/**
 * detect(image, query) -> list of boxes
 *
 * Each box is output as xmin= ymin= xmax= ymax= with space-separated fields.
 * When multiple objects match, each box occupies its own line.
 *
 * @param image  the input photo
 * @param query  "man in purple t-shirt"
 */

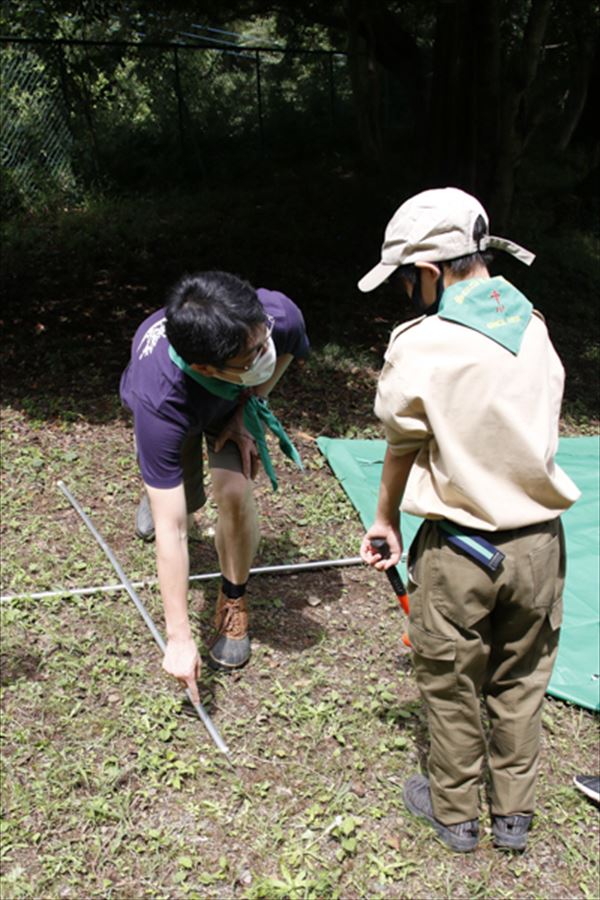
xmin=120 ymin=271 xmax=309 ymax=701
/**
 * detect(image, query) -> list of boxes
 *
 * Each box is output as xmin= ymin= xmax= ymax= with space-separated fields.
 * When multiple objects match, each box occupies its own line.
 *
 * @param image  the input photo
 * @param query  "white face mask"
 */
xmin=238 ymin=336 xmax=277 ymax=385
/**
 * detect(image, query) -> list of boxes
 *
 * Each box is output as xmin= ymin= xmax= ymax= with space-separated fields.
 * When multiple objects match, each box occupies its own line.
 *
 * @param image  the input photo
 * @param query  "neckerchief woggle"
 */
xmin=168 ymin=344 xmax=302 ymax=490
xmin=437 ymin=275 xmax=533 ymax=354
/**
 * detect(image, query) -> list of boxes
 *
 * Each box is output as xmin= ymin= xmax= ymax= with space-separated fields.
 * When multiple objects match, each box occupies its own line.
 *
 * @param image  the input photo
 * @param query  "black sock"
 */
xmin=221 ymin=576 xmax=247 ymax=599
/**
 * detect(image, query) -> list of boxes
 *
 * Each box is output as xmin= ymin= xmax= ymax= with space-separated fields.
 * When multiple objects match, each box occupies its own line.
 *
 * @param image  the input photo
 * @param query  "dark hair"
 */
xmin=396 ymin=214 xmax=493 ymax=286
xmin=165 ymin=271 xmax=266 ymax=366
xmin=443 ymin=214 xmax=494 ymax=276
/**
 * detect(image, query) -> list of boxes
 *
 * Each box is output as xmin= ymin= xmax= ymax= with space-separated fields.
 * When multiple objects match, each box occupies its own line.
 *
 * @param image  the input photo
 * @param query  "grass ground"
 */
xmin=1 ymin=163 xmax=599 ymax=898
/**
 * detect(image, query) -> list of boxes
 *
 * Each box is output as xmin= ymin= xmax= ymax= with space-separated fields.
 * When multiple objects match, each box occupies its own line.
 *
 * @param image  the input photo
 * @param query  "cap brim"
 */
xmin=357 ymin=261 xmax=398 ymax=293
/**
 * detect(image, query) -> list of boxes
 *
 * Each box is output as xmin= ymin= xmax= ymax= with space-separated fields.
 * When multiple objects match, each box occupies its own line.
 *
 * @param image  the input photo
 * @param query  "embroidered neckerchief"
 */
xmin=438 ymin=276 xmax=533 ymax=354
xmin=168 ymin=344 xmax=302 ymax=490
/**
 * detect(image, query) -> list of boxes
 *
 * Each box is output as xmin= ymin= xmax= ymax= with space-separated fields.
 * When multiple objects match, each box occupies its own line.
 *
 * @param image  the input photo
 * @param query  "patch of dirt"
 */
xmin=0 ymin=650 xmax=43 ymax=686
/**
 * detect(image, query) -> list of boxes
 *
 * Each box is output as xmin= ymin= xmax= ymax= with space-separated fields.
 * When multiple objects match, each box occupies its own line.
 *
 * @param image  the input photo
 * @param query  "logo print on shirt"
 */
xmin=137 ymin=317 xmax=166 ymax=360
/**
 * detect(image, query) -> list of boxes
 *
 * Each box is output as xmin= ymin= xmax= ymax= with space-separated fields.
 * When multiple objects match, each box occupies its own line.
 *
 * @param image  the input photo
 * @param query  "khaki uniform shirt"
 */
xmin=375 ymin=311 xmax=580 ymax=531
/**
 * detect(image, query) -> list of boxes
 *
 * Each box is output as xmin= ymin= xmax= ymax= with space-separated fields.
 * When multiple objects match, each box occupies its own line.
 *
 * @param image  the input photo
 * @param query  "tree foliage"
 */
xmin=2 ymin=0 xmax=598 ymax=222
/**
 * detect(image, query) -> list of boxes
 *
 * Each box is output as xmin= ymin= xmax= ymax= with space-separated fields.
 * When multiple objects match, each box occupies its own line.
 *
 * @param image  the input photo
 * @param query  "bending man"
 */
xmin=120 ymin=271 xmax=309 ymax=702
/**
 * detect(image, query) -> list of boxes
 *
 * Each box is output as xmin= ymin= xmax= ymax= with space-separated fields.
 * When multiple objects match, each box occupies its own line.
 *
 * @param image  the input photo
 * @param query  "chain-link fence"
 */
xmin=1 ymin=43 xmax=76 ymax=206
xmin=0 ymin=37 xmax=355 ymax=208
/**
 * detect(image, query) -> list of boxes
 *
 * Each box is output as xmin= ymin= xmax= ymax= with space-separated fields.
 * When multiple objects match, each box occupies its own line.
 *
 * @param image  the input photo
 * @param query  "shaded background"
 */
xmin=1 ymin=11 xmax=598 ymax=897
xmin=1 ymin=0 xmax=599 ymax=427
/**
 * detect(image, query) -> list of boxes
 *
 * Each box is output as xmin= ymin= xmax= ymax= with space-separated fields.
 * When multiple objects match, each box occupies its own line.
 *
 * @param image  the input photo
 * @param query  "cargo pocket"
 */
xmin=408 ymin=621 xmax=457 ymax=697
xmin=529 ymin=532 xmax=562 ymax=610
xmin=409 ymin=621 xmax=456 ymax=659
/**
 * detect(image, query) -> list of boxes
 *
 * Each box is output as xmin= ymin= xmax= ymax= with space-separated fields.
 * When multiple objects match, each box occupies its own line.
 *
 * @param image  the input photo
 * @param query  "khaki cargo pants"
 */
xmin=407 ymin=518 xmax=565 ymax=824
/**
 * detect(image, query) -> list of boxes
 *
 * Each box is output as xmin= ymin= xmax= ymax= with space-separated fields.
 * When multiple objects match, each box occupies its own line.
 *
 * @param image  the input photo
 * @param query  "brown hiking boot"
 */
xmin=208 ymin=591 xmax=251 ymax=670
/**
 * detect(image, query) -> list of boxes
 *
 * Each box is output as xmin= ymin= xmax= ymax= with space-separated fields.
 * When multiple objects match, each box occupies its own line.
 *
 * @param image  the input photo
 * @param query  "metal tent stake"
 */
xmin=57 ymin=480 xmax=231 ymax=762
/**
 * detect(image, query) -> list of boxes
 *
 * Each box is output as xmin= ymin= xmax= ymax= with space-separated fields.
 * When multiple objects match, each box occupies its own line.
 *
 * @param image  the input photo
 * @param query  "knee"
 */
xmin=213 ymin=475 xmax=253 ymax=520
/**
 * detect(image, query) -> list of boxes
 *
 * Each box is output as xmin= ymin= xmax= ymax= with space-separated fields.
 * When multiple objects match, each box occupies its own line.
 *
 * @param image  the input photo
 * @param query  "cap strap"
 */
xmin=485 ymin=235 xmax=535 ymax=266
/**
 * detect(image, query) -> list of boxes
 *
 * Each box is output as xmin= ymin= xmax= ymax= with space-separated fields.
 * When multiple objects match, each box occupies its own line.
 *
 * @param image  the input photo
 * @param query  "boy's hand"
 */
xmin=360 ymin=524 xmax=403 ymax=569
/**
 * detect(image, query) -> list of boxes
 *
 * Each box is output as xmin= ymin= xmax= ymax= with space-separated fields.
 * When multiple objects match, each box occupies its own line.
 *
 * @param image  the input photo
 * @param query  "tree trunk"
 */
xmin=427 ymin=0 xmax=466 ymax=186
xmin=555 ymin=31 xmax=598 ymax=153
xmin=489 ymin=0 xmax=552 ymax=229
xmin=426 ymin=0 xmax=501 ymax=197
xmin=345 ymin=0 xmax=384 ymax=168
xmin=72 ymin=51 xmax=102 ymax=183
xmin=470 ymin=0 xmax=501 ymax=201
xmin=426 ymin=0 xmax=553 ymax=228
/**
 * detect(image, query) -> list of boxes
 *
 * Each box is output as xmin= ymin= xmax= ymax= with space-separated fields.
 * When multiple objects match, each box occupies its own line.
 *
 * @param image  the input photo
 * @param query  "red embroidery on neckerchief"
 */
xmin=490 ymin=288 xmax=505 ymax=313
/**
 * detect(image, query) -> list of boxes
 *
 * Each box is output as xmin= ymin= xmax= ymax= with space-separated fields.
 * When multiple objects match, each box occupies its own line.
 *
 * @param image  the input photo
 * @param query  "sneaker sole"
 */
xmin=492 ymin=834 xmax=528 ymax=851
xmin=208 ymin=636 xmax=251 ymax=671
xmin=207 ymin=653 xmax=250 ymax=672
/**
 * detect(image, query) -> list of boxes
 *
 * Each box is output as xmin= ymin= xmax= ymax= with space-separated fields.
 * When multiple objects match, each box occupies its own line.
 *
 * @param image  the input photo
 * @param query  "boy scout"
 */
xmin=358 ymin=188 xmax=580 ymax=852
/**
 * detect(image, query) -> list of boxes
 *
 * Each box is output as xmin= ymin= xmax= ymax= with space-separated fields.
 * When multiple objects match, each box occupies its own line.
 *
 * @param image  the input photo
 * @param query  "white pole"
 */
xmin=57 ymin=480 xmax=232 ymax=762
xmin=1 ymin=557 xmax=367 ymax=603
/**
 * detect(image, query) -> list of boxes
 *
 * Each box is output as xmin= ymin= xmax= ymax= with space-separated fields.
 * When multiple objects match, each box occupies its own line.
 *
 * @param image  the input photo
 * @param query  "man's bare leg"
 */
xmin=208 ymin=468 xmax=259 ymax=669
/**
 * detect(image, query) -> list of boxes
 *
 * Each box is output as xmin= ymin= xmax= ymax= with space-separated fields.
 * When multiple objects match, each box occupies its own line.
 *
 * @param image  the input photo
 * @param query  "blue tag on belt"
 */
xmin=438 ymin=520 xmax=505 ymax=572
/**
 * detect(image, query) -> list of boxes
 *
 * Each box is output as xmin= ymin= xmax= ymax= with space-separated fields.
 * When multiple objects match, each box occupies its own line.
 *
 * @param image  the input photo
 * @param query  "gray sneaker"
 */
xmin=135 ymin=493 xmax=155 ymax=542
xmin=492 ymin=814 xmax=533 ymax=851
xmin=403 ymin=775 xmax=479 ymax=852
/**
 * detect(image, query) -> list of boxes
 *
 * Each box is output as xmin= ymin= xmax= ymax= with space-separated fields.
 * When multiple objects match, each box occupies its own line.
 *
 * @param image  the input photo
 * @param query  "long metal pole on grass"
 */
xmin=0 ymin=555 xmax=365 ymax=603
xmin=57 ymin=480 xmax=231 ymax=762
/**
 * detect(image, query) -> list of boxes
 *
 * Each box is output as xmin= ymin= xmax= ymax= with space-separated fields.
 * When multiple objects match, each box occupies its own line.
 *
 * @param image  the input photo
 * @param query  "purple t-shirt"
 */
xmin=120 ymin=288 xmax=310 ymax=489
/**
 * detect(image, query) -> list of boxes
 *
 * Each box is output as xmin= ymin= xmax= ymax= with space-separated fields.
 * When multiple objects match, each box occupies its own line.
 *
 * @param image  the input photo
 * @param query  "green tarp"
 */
xmin=317 ymin=435 xmax=600 ymax=712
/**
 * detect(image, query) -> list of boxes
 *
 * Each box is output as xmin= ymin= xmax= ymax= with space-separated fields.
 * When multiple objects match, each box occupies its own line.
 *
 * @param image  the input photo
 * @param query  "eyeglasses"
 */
xmin=217 ymin=315 xmax=275 ymax=372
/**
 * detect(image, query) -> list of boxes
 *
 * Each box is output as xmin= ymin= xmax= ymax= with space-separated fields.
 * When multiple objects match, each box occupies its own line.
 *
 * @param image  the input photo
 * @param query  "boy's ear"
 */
xmin=415 ymin=261 xmax=442 ymax=282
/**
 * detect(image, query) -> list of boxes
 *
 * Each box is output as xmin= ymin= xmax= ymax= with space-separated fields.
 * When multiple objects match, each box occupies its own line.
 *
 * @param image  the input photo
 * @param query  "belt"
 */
xmin=439 ymin=520 xmax=505 ymax=572
xmin=438 ymin=517 xmax=557 ymax=573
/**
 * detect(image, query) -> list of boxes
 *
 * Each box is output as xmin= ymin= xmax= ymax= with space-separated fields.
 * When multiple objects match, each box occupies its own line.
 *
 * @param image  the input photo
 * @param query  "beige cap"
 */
xmin=358 ymin=187 xmax=535 ymax=292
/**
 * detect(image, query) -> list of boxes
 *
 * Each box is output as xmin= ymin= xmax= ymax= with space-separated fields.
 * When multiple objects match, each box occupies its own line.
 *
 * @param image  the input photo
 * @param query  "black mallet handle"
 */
xmin=370 ymin=537 xmax=410 ymax=615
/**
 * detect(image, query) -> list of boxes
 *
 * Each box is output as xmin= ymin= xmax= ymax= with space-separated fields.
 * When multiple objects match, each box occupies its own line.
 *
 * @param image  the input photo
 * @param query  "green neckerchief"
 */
xmin=168 ymin=344 xmax=302 ymax=490
xmin=438 ymin=276 xmax=533 ymax=354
